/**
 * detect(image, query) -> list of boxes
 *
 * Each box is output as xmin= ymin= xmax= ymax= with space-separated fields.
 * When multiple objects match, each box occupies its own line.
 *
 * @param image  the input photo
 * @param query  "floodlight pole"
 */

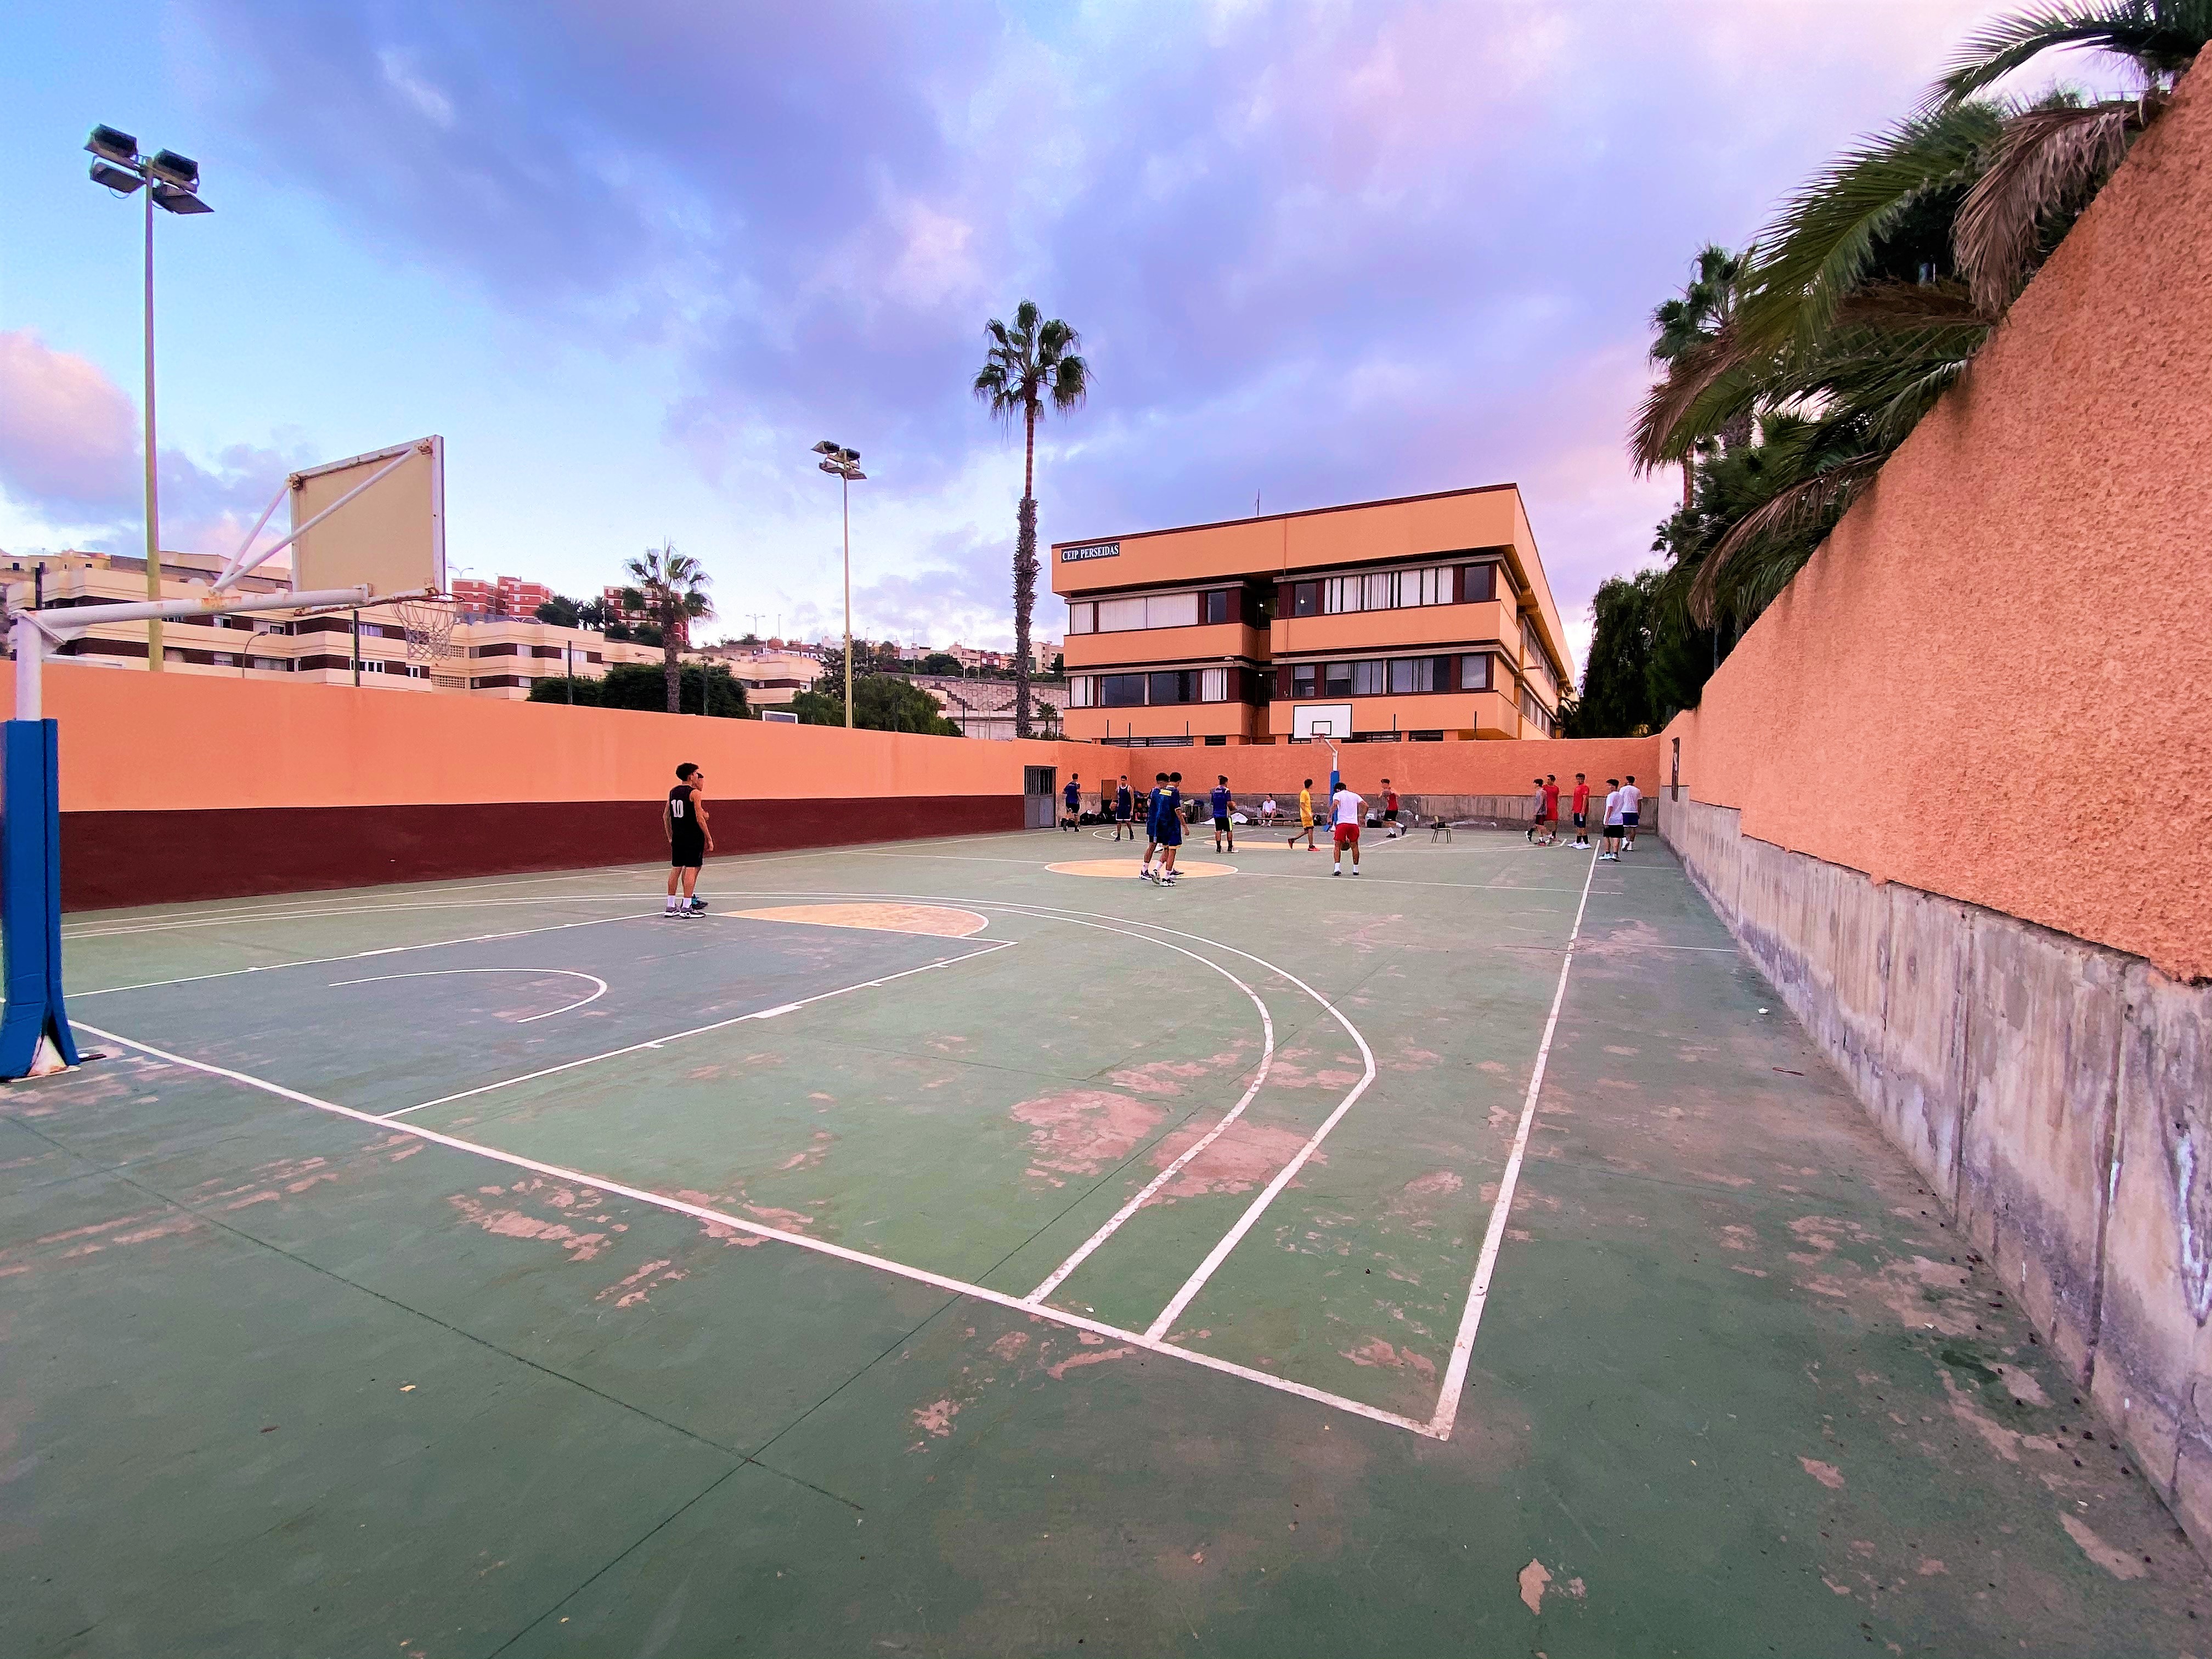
xmin=812 ymin=442 xmax=866 ymax=729
xmin=142 ymin=179 xmax=163 ymax=668
xmin=842 ymin=469 xmax=853 ymax=728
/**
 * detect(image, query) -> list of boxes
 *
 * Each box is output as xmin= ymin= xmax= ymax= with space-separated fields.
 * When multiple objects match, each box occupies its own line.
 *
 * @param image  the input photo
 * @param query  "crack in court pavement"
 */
xmin=0 ymin=1108 xmax=869 ymax=1517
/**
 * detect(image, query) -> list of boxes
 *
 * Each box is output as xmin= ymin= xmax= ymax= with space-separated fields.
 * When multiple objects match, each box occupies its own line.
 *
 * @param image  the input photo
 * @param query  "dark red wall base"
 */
xmin=62 ymin=795 xmax=1026 ymax=911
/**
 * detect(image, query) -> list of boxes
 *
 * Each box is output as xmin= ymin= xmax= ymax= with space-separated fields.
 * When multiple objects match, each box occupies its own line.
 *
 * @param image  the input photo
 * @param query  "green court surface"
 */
xmin=5 ymin=828 xmax=2202 ymax=1656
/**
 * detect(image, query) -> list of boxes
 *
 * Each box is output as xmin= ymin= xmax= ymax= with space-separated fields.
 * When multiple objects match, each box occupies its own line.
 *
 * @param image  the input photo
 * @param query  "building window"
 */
xmin=1292 ymin=663 xmax=1316 ymax=698
xmin=1459 ymin=564 xmax=1496 ymax=603
xmin=1203 ymin=734 xmax=1227 ymax=745
xmin=1351 ymin=659 xmax=1387 ymax=696
xmin=1199 ymin=667 xmax=1228 ymax=702
xmin=1148 ymin=668 xmax=1198 ymax=705
xmin=1069 ymin=675 xmax=1094 ymax=708
xmin=1100 ymin=673 xmax=1147 ymax=707
xmin=1460 ymin=653 xmax=1492 ymax=691
xmin=1202 ymin=589 xmax=1234 ymax=625
xmin=1291 ymin=581 xmax=1320 ymax=618
xmin=1068 ymin=601 xmax=1096 ymax=634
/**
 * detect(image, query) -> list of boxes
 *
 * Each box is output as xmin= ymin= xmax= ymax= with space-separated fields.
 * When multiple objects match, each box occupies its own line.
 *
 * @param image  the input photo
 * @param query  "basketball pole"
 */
xmin=1 ymin=584 xmax=372 ymax=1080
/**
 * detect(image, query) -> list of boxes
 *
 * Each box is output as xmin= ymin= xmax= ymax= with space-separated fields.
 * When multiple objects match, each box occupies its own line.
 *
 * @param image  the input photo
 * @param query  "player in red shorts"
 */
xmin=1330 ymin=780 xmax=1365 ymax=876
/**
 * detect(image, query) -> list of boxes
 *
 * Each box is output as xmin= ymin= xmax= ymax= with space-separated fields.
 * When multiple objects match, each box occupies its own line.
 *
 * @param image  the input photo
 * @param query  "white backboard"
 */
xmin=1291 ymin=703 xmax=1352 ymax=740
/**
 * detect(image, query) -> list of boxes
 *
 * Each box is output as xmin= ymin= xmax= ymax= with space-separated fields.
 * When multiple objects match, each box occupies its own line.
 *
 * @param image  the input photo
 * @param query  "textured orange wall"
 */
xmin=15 ymin=664 xmax=1079 ymax=812
xmin=1664 ymin=65 xmax=2212 ymax=982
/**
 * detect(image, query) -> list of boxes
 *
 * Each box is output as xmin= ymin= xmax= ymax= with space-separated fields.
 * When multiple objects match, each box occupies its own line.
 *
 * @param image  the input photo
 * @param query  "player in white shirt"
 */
xmin=1260 ymin=794 xmax=1278 ymax=827
xmin=1330 ymin=785 xmax=1365 ymax=876
xmin=1599 ymin=778 xmax=1624 ymax=861
xmin=1618 ymin=774 xmax=1644 ymax=851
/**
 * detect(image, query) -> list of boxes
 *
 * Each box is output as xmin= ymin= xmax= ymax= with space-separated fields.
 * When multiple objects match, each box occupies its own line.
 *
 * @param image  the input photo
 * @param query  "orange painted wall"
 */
xmin=15 ymin=663 xmax=1079 ymax=813
xmin=1663 ymin=65 xmax=2212 ymax=982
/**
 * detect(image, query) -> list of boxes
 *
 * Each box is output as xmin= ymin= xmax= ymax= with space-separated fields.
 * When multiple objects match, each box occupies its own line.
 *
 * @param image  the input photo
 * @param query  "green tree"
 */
xmin=600 ymin=662 xmax=748 ymax=716
xmin=1561 ymin=572 xmax=1662 ymax=738
xmin=918 ymin=651 xmax=962 ymax=676
xmin=620 ymin=541 xmax=715 ymax=713
xmin=973 ymin=300 xmax=1091 ymax=739
xmin=1648 ymin=245 xmax=1751 ymax=505
xmin=1629 ymin=3 xmax=2208 ymax=643
xmin=534 ymin=594 xmax=583 ymax=628
xmin=789 ymin=674 xmax=961 ymax=735
xmin=527 ymin=675 xmax=600 ymax=707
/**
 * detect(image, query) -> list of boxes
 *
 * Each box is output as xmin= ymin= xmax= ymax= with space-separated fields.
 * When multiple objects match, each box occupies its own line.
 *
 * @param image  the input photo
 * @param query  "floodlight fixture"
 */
xmin=89 ymin=160 xmax=145 ymax=195
xmin=153 ymin=183 xmax=212 ymax=215
xmin=146 ymin=148 xmax=199 ymax=189
xmin=86 ymin=125 xmax=140 ymax=166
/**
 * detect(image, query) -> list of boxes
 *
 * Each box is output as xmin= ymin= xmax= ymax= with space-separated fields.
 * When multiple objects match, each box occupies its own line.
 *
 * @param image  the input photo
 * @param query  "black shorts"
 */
xmin=1382 ymin=809 xmax=1398 ymax=821
xmin=670 ymin=839 xmax=706 ymax=870
xmin=1572 ymin=811 xmax=1587 ymax=827
xmin=1214 ymin=815 xmax=1232 ymax=831
xmin=1604 ymin=822 xmax=1623 ymax=836
xmin=1623 ymin=812 xmax=1640 ymax=826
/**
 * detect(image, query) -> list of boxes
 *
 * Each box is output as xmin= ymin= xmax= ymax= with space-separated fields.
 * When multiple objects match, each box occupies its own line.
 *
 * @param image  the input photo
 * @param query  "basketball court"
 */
xmin=5 ymin=827 xmax=2199 ymax=1655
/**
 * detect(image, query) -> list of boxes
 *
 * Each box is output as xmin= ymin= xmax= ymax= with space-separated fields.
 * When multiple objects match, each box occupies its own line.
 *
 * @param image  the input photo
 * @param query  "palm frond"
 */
xmin=1830 ymin=278 xmax=1989 ymax=328
xmin=1954 ymin=97 xmax=2146 ymax=312
xmin=1933 ymin=0 xmax=2212 ymax=104
xmin=1689 ymin=453 xmax=1884 ymax=626
xmin=1629 ymin=325 xmax=1765 ymax=473
xmin=1736 ymin=102 xmax=2004 ymax=352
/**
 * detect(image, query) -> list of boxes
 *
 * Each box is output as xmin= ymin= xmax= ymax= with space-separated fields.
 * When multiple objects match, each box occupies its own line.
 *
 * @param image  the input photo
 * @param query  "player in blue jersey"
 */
xmin=1139 ymin=771 xmax=1170 ymax=881
xmin=1210 ymin=775 xmax=1235 ymax=853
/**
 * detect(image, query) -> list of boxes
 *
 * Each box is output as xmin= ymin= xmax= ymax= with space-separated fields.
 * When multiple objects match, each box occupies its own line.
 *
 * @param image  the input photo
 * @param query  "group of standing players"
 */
xmin=1526 ymin=770 xmax=1643 ymax=859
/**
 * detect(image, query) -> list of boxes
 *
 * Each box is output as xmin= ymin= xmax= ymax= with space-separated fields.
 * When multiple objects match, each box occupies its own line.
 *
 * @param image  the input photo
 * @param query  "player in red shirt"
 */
xmin=1380 ymin=778 xmax=1401 ymax=839
xmin=1539 ymin=775 xmax=1561 ymax=845
xmin=1570 ymin=772 xmax=1592 ymax=848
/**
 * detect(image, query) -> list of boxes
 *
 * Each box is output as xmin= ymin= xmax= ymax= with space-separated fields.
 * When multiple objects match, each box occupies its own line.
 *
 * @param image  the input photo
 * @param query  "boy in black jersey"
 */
xmin=664 ymin=763 xmax=713 ymax=917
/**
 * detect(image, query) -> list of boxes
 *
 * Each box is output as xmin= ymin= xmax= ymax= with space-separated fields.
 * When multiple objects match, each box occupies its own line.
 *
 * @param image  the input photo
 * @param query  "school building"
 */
xmin=1052 ymin=483 xmax=1571 ymax=747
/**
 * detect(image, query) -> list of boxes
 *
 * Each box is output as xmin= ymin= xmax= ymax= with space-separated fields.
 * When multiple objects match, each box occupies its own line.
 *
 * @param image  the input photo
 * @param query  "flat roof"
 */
xmin=1049 ymin=481 xmax=1520 ymax=551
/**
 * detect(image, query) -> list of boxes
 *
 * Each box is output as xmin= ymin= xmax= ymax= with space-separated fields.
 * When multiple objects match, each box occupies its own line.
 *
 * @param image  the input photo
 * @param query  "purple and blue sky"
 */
xmin=0 ymin=1 xmax=2082 ymax=668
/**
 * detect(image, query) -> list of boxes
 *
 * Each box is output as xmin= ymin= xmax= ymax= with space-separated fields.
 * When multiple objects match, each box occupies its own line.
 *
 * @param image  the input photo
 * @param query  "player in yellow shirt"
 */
xmin=1287 ymin=777 xmax=1319 ymax=851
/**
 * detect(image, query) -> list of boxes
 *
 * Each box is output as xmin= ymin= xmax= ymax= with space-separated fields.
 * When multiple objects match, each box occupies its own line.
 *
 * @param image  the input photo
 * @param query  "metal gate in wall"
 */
xmin=1023 ymin=766 xmax=1058 ymax=828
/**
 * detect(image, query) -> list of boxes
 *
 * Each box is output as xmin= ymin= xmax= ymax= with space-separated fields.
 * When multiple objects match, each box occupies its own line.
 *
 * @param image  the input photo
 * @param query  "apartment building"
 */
xmin=3 ymin=550 xmax=664 ymax=699
xmin=452 ymin=574 xmax=554 ymax=619
xmin=1052 ymin=484 xmax=1571 ymax=746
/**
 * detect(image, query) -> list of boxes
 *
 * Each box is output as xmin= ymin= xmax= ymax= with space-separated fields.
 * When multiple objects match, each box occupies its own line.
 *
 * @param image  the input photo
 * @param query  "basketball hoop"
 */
xmin=394 ymin=594 xmax=461 ymax=678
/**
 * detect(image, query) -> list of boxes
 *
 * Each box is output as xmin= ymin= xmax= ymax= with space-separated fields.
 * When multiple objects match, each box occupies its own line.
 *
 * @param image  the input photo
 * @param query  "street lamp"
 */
xmin=812 ymin=440 xmax=866 ymax=729
xmin=83 ymin=125 xmax=212 ymax=672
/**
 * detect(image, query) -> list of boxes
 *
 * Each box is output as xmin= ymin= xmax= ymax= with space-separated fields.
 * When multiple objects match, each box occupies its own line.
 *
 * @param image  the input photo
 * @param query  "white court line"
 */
xmin=68 ymin=1019 xmax=1435 ymax=1439
xmin=327 ymin=967 xmax=610 ymax=1024
xmin=1023 ymin=995 xmax=1277 ymax=1306
xmin=1424 ymin=840 xmax=1601 ymax=1438
xmin=74 ymin=910 xmax=659 ymax=999
xmin=386 ymin=940 xmax=1019 ymax=1118
xmin=1143 ymin=1020 xmax=1378 ymax=1341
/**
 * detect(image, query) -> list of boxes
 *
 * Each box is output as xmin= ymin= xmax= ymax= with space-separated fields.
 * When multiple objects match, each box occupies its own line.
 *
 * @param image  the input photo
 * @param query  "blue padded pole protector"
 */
xmin=0 ymin=719 xmax=79 ymax=1077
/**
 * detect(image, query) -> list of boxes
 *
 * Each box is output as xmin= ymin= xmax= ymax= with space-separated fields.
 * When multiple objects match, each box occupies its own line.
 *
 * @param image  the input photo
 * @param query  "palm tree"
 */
xmin=621 ymin=541 xmax=714 ymax=714
xmin=973 ymin=300 xmax=1090 ymax=740
xmin=1649 ymin=245 xmax=1751 ymax=504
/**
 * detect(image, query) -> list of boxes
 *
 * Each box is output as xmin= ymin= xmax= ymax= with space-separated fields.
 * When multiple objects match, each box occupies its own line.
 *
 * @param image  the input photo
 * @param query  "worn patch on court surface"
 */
xmin=1045 ymin=859 xmax=1238 ymax=878
xmin=730 ymin=902 xmax=989 ymax=936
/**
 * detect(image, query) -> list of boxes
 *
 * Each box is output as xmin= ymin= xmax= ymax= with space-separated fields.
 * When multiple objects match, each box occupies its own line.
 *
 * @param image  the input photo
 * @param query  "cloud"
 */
xmin=0 ymin=329 xmax=309 ymax=557
xmin=0 ymin=330 xmax=137 ymax=514
xmin=139 ymin=0 xmax=2087 ymax=656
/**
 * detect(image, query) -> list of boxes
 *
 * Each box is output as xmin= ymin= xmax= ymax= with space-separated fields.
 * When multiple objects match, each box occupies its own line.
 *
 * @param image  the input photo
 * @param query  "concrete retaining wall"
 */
xmin=1664 ymin=796 xmax=2212 ymax=1551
